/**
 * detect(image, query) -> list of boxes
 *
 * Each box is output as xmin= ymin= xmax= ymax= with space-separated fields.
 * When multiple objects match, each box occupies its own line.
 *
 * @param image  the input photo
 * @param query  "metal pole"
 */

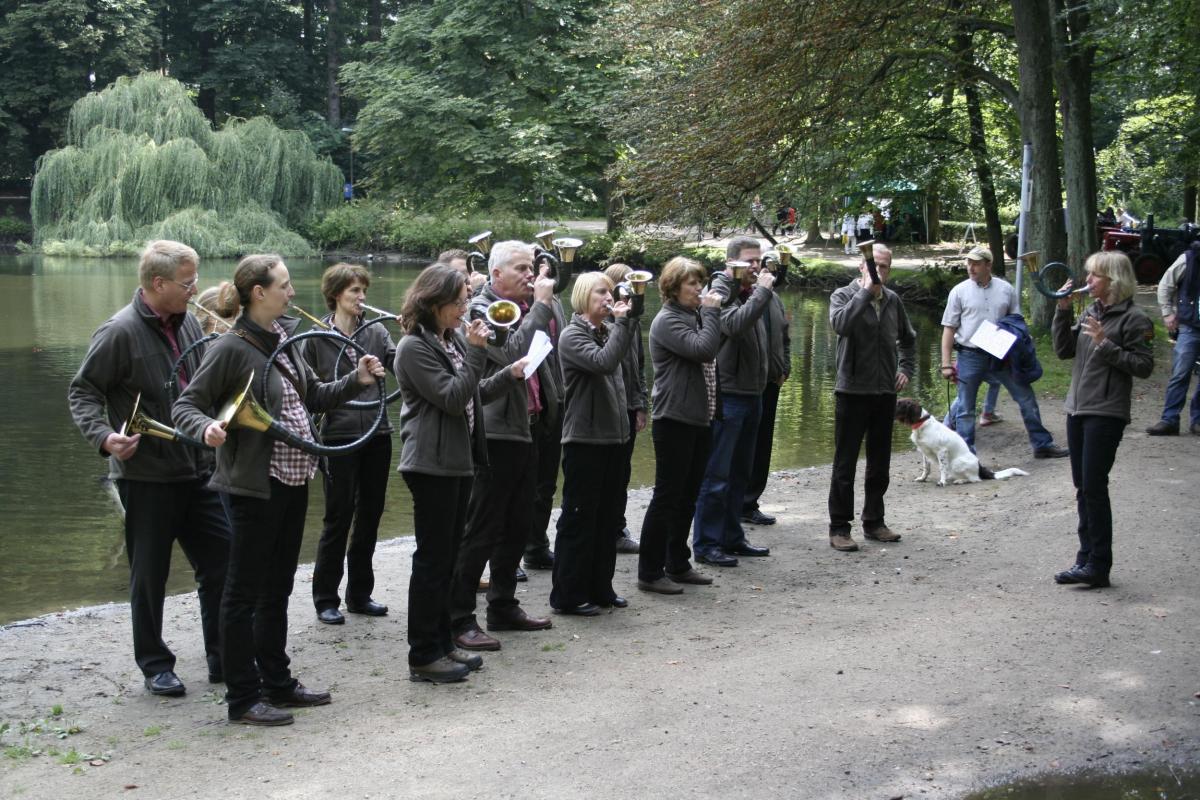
xmin=1014 ymin=142 xmax=1032 ymax=314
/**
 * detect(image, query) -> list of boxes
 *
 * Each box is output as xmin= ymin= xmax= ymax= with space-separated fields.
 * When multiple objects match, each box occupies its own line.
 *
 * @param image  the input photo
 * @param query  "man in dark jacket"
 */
xmin=68 ymin=240 xmax=230 ymax=698
xmin=692 ymin=236 xmax=776 ymax=567
xmin=827 ymin=243 xmax=916 ymax=552
xmin=741 ymin=265 xmax=790 ymax=526
xmin=450 ymin=241 xmax=557 ymax=651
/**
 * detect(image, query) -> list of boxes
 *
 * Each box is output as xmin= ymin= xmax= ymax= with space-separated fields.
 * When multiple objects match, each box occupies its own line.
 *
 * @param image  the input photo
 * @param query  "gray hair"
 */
xmin=726 ymin=236 xmax=762 ymax=260
xmin=489 ymin=240 xmax=534 ymax=273
xmin=139 ymin=239 xmax=199 ymax=289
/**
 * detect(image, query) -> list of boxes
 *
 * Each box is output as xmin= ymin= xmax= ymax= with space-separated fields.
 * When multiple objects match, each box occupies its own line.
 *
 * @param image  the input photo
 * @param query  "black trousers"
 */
xmin=527 ymin=414 xmax=562 ymax=557
xmin=743 ymin=381 xmax=780 ymax=513
xmin=403 ymin=472 xmax=472 ymax=667
xmin=115 ymin=479 xmax=230 ymax=678
xmin=638 ymin=418 xmax=712 ymax=581
xmin=551 ymin=443 xmax=625 ymax=609
xmin=828 ymin=392 xmax=897 ymax=534
xmin=1066 ymin=414 xmax=1126 ymax=574
xmin=222 ymin=480 xmax=307 ymax=718
xmin=312 ymin=434 xmax=392 ymax=611
xmin=616 ymin=410 xmax=639 ymax=536
xmin=451 ymin=437 xmax=537 ymax=629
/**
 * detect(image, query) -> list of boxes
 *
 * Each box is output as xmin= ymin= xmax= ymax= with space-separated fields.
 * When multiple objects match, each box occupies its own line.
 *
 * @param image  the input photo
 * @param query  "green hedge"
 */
xmin=0 ymin=214 xmax=32 ymax=242
xmin=305 ymin=201 xmax=539 ymax=257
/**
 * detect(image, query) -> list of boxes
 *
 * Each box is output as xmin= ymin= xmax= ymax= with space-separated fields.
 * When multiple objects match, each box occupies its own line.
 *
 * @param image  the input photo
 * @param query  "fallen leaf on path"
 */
xmin=89 ymin=759 xmax=104 ymax=766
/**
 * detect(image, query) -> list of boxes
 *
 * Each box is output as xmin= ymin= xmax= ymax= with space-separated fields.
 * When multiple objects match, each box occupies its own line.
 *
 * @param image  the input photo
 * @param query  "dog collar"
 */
xmin=909 ymin=414 xmax=931 ymax=431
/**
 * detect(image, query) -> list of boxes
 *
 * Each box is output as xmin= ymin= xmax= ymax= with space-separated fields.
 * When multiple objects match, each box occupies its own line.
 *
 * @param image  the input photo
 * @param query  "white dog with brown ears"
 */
xmin=894 ymin=398 xmax=1029 ymax=486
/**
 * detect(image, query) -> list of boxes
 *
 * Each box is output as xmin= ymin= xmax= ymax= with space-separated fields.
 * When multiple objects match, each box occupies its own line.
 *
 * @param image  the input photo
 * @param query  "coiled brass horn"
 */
xmin=552 ymin=237 xmax=583 ymax=264
xmin=535 ymin=229 xmax=557 ymax=250
xmin=123 ymin=393 xmax=209 ymax=448
xmin=467 ymin=230 xmax=493 ymax=275
xmin=627 ymin=270 xmax=653 ymax=295
xmin=217 ymin=373 xmax=277 ymax=436
xmin=1021 ymin=251 xmax=1091 ymax=298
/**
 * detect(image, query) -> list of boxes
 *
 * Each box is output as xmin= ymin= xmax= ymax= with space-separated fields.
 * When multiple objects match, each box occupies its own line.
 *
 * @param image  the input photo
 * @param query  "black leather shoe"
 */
xmin=269 ymin=682 xmax=331 ymax=708
xmin=208 ymin=671 xmax=224 ymax=684
xmin=1147 ymin=420 xmax=1180 ymax=436
xmin=317 ymin=607 xmax=345 ymax=625
xmin=410 ymin=657 xmax=470 ymax=684
xmin=1034 ymin=445 xmax=1070 ymax=459
xmin=666 ymin=568 xmax=713 ymax=585
xmin=615 ymin=532 xmax=641 ymax=554
xmin=447 ymin=649 xmax=484 ymax=671
xmin=696 ymin=550 xmax=739 ymax=567
xmin=553 ymin=602 xmax=602 ymax=617
xmin=346 ymin=599 xmax=388 ymax=617
xmin=145 ymin=671 xmax=186 ymax=697
xmin=741 ymin=509 xmax=777 ymax=526
xmin=523 ymin=550 xmax=555 ymax=570
xmin=229 ymin=701 xmax=293 ymax=726
xmin=728 ymin=541 xmax=770 ymax=557
xmin=599 ymin=596 xmax=629 ymax=609
xmin=514 ymin=566 xmax=528 ymax=582
xmin=1075 ymin=563 xmax=1108 ymax=587
xmin=1054 ymin=565 xmax=1087 ymax=584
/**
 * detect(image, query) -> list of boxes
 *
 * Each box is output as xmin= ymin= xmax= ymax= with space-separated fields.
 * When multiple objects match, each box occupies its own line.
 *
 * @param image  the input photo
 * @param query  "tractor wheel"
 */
xmin=1133 ymin=252 xmax=1165 ymax=284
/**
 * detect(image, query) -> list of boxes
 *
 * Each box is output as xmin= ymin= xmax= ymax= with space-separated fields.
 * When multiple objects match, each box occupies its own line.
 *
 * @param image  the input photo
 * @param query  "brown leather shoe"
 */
xmin=269 ymin=682 xmax=331 ymax=708
xmin=486 ymin=608 xmax=553 ymax=632
xmin=637 ymin=576 xmax=684 ymax=594
xmin=864 ymin=525 xmax=901 ymax=542
xmin=454 ymin=625 xmax=501 ymax=651
xmin=830 ymin=534 xmax=860 ymax=552
xmin=666 ymin=568 xmax=713 ymax=585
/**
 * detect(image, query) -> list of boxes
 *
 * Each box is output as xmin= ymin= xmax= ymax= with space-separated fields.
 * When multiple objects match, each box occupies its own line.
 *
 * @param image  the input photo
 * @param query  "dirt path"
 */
xmin=2 ymin=356 xmax=1198 ymax=800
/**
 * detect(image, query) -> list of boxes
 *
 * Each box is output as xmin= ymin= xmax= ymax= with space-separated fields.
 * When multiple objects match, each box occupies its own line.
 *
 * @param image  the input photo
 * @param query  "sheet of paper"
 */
xmin=968 ymin=319 xmax=1017 ymax=360
xmin=523 ymin=329 xmax=553 ymax=379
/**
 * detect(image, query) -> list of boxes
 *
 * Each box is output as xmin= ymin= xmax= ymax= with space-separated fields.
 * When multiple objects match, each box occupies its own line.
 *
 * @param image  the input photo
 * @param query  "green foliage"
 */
xmin=31 ymin=73 xmax=339 ymax=257
xmin=0 ymin=213 xmax=32 ymax=241
xmin=305 ymin=200 xmax=538 ymax=257
xmin=342 ymin=0 xmax=618 ymax=213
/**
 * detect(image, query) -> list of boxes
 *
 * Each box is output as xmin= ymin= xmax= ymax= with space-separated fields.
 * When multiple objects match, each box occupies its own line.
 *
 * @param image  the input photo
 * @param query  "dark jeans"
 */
xmin=743 ymin=381 xmax=780 ymax=513
xmin=693 ymin=393 xmax=761 ymax=556
xmin=313 ymin=434 xmax=391 ymax=611
xmin=1066 ymin=414 xmax=1126 ymax=574
xmin=222 ymin=480 xmax=307 ymax=718
xmin=115 ymin=479 xmax=230 ymax=678
xmin=403 ymin=472 xmax=472 ymax=667
xmin=551 ymin=443 xmax=625 ymax=609
xmin=638 ymin=418 xmax=711 ymax=581
xmin=451 ymin=438 xmax=537 ymax=629
xmin=616 ymin=410 xmax=639 ymax=536
xmin=828 ymin=392 xmax=897 ymax=534
xmin=527 ymin=414 xmax=562 ymax=557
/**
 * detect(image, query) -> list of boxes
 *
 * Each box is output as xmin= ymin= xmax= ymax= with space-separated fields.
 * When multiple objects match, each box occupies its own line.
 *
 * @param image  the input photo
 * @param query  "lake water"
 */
xmin=0 ymin=254 xmax=948 ymax=623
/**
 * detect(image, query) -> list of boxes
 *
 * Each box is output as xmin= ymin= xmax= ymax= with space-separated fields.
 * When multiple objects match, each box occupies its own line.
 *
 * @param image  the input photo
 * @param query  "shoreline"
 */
xmin=3 ymin=361 xmax=1198 ymax=798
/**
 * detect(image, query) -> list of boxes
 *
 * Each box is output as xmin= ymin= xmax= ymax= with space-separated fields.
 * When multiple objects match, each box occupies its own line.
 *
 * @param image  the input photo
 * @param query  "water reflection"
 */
xmin=0 ymin=255 xmax=945 ymax=623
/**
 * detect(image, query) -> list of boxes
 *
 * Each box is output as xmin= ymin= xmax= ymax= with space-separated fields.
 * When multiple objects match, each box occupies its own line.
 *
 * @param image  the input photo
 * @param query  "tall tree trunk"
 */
xmin=326 ymin=0 xmax=341 ymax=126
xmin=197 ymin=28 xmax=216 ymax=122
xmin=1185 ymin=177 xmax=1197 ymax=224
xmin=927 ymin=190 xmax=941 ymax=243
xmin=806 ymin=215 xmax=822 ymax=247
xmin=1051 ymin=0 xmax=1098 ymax=274
xmin=1012 ymin=0 xmax=1067 ymax=327
xmin=952 ymin=19 xmax=1006 ymax=276
xmin=368 ymin=0 xmax=382 ymax=42
xmin=303 ymin=0 xmax=314 ymax=55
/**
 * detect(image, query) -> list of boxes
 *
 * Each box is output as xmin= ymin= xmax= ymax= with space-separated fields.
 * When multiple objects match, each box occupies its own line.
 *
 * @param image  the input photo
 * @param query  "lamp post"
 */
xmin=341 ymin=126 xmax=354 ymax=202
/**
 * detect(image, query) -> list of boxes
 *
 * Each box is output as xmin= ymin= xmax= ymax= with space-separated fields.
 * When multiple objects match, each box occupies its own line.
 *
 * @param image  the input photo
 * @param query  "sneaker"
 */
xmin=1146 ymin=420 xmax=1179 ymax=436
xmin=979 ymin=411 xmax=1001 ymax=427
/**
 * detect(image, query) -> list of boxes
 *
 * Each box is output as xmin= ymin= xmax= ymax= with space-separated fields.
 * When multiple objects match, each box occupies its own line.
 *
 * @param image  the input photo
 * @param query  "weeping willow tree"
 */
xmin=31 ymin=73 xmax=343 ymax=257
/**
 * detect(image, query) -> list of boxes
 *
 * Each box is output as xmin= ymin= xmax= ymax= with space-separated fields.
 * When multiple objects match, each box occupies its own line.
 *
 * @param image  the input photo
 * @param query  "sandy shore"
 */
xmin=2 ymin=355 xmax=1198 ymax=799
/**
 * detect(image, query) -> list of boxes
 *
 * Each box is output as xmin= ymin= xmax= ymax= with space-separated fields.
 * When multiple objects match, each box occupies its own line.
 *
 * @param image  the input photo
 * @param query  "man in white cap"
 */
xmin=939 ymin=246 xmax=1068 ymax=458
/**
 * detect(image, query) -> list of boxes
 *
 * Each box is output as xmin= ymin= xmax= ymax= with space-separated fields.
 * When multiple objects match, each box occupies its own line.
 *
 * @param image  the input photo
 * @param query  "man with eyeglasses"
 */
xmin=692 ymin=236 xmax=776 ymax=567
xmin=69 ymin=239 xmax=230 ymax=699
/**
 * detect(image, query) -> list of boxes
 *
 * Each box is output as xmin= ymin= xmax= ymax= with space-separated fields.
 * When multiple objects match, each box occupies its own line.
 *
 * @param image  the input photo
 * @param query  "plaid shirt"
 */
xmin=702 ymin=360 xmax=717 ymax=422
xmin=441 ymin=332 xmax=474 ymax=434
xmin=268 ymin=321 xmax=318 ymax=485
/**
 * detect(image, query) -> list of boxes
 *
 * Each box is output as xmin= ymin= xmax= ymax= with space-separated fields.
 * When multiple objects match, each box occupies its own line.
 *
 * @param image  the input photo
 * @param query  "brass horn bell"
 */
xmin=535 ymin=229 xmax=557 ymax=250
xmin=1018 ymin=250 xmax=1043 ymax=273
xmin=552 ymin=237 xmax=584 ymax=264
xmin=217 ymin=372 xmax=276 ymax=435
xmin=776 ymin=244 xmax=794 ymax=266
xmin=726 ymin=260 xmax=750 ymax=281
xmin=468 ymin=230 xmax=494 ymax=256
xmin=627 ymin=270 xmax=653 ymax=295
xmin=123 ymin=393 xmax=181 ymax=442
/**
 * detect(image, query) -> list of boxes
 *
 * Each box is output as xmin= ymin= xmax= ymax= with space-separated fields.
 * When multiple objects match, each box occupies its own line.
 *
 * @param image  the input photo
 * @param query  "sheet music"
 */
xmin=968 ymin=319 xmax=1017 ymax=360
xmin=524 ymin=330 xmax=553 ymax=378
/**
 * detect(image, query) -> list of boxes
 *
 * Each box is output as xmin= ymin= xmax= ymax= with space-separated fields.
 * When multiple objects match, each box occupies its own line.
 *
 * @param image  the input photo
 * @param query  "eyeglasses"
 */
xmin=167 ymin=275 xmax=200 ymax=292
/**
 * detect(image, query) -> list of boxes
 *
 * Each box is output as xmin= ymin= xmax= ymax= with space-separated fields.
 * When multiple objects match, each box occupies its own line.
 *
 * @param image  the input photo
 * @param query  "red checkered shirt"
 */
xmin=268 ymin=321 xmax=318 ymax=485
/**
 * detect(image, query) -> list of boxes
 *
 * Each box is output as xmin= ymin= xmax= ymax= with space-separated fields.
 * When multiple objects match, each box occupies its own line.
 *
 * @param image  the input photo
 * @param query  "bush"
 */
xmin=0 ymin=214 xmax=32 ymax=242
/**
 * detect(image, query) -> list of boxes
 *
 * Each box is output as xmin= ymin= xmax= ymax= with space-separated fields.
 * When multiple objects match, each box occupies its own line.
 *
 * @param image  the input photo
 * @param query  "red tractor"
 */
xmin=1100 ymin=215 xmax=1200 ymax=283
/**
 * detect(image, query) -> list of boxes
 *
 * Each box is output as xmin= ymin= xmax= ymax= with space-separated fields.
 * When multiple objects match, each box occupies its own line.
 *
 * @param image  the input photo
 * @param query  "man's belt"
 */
xmin=953 ymin=342 xmax=982 ymax=353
